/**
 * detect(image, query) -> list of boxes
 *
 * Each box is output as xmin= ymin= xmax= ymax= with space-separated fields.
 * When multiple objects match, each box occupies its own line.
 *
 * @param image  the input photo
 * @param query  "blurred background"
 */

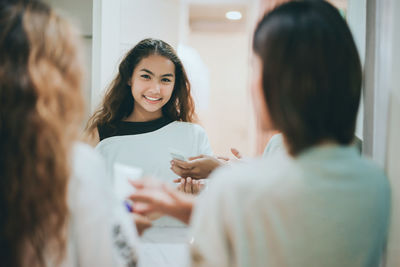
xmin=43 ymin=0 xmax=400 ymax=265
xmin=44 ymin=0 xmax=349 ymax=157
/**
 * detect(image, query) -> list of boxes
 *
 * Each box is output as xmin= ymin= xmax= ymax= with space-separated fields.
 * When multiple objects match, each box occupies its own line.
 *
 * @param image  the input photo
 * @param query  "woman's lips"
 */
xmin=143 ymin=95 xmax=162 ymax=104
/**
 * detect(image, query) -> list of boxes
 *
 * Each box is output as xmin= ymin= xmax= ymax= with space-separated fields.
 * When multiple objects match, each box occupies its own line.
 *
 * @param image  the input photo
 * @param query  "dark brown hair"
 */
xmin=0 ymin=1 xmax=84 ymax=266
xmin=253 ymin=0 xmax=362 ymax=155
xmin=86 ymin=38 xmax=195 ymax=133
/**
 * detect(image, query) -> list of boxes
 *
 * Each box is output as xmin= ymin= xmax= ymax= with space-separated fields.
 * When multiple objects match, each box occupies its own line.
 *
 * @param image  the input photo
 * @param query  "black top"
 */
xmin=98 ymin=117 xmax=174 ymax=141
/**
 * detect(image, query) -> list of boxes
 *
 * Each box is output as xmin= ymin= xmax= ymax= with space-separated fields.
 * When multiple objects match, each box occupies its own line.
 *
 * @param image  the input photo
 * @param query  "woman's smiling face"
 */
xmin=129 ymin=54 xmax=176 ymax=121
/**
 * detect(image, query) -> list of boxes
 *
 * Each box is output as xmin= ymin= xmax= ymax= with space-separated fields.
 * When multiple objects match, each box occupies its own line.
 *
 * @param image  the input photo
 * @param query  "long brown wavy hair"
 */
xmin=0 ymin=1 xmax=84 ymax=266
xmin=85 ymin=38 xmax=195 ymax=134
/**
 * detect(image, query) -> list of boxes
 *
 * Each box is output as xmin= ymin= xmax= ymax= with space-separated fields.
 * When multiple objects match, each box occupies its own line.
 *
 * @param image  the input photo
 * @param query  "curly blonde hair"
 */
xmin=0 ymin=1 xmax=84 ymax=266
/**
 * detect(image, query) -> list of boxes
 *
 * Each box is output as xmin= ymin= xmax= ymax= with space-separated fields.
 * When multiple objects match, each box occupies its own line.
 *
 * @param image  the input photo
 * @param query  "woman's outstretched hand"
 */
xmin=129 ymin=179 xmax=195 ymax=225
xmin=170 ymin=155 xmax=223 ymax=179
xmin=174 ymin=177 xmax=206 ymax=194
xmin=170 ymin=148 xmax=242 ymax=179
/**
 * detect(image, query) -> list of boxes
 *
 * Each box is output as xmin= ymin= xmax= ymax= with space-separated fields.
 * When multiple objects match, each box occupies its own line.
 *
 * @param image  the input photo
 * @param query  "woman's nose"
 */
xmin=150 ymin=81 xmax=161 ymax=93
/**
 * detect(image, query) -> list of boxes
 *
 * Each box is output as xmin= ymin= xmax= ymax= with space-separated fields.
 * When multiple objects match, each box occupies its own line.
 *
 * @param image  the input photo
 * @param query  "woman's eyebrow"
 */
xmin=139 ymin=69 xmax=174 ymax=77
xmin=139 ymin=68 xmax=154 ymax=75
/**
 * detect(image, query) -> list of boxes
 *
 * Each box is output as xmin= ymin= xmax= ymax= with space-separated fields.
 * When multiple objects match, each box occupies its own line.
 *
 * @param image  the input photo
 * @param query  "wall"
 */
xmin=45 ymin=0 xmax=93 ymax=119
xmin=188 ymin=31 xmax=254 ymax=157
xmin=357 ymin=0 xmax=400 ymax=264
xmin=384 ymin=0 xmax=400 ymax=264
xmin=347 ymin=0 xmax=366 ymax=140
xmin=363 ymin=0 xmax=394 ymax=167
xmin=91 ymin=0 xmax=181 ymax=111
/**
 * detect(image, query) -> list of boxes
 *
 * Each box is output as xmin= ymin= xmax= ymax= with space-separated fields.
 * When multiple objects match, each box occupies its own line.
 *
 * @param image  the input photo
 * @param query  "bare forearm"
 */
xmin=171 ymin=193 xmax=195 ymax=224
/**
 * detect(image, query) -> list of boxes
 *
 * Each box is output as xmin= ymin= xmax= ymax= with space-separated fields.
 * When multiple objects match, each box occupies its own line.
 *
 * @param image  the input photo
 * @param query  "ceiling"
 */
xmin=189 ymin=3 xmax=248 ymax=32
xmin=187 ymin=0 xmax=348 ymax=33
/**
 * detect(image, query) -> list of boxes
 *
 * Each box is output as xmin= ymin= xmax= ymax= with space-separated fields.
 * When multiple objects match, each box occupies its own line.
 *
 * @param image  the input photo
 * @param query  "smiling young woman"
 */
xmin=126 ymin=54 xmax=176 ymax=122
xmin=84 ymin=38 xmax=213 ymax=267
xmin=85 ymin=38 xmax=197 ymax=143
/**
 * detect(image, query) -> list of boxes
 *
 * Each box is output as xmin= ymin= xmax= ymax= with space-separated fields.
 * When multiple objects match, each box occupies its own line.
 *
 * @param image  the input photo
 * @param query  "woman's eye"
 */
xmin=141 ymin=74 xmax=151 ymax=79
xmin=161 ymin=78 xmax=171 ymax=83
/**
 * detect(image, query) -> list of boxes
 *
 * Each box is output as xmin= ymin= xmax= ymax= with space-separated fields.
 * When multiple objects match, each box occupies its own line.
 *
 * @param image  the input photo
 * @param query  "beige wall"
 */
xmin=386 ymin=69 xmax=400 ymax=265
xmin=385 ymin=0 xmax=400 ymax=264
xmin=188 ymin=31 xmax=256 ymax=157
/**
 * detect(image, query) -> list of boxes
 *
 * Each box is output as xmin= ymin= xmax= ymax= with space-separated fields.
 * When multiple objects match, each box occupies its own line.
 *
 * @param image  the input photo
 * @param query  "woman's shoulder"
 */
xmin=263 ymin=133 xmax=286 ymax=157
xmin=81 ymin=127 xmax=100 ymax=147
xmin=72 ymin=142 xmax=103 ymax=166
xmin=352 ymin=155 xmax=390 ymax=191
xmin=208 ymin=155 xmax=292 ymax=195
xmin=170 ymin=121 xmax=207 ymax=134
xmin=68 ymin=143 xmax=139 ymax=267
xmin=97 ymin=122 xmax=118 ymax=141
xmin=71 ymin=142 xmax=110 ymax=186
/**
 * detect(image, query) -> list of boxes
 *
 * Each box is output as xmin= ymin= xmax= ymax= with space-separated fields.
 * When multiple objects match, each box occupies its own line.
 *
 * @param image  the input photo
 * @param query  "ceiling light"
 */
xmin=225 ymin=11 xmax=242 ymax=20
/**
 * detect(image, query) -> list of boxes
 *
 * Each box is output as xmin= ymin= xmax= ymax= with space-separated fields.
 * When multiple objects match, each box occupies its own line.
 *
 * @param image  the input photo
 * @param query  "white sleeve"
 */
xmin=68 ymin=143 xmax=139 ymax=267
xmin=262 ymin=133 xmax=286 ymax=158
xmin=193 ymin=124 xmax=213 ymax=156
xmin=189 ymin=175 xmax=232 ymax=267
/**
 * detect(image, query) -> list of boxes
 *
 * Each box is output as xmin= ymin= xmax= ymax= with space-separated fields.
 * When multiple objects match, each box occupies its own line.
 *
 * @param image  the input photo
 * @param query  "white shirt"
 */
xmin=95 ymin=121 xmax=212 ymax=186
xmin=262 ymin=133 xmax=286 ymax=157
xmin=59 ymin=143 xmax=139 ymax=267
xmin=190 ymin=145 xmax=390 ymax=267
xmin=95 ymin=121 xmax=212 ymax=267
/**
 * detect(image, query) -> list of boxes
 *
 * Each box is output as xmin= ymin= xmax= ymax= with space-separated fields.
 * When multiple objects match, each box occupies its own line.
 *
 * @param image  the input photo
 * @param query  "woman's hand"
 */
xmin=129 ymin=179 xmax=195 ymax=225
xmin=170 ymin=148 xmax=243 ymax=179
xmin=174 ymin=177 xmax=205 ymax=194
xmin=133 ymin=213 xmax=152 ymax=236
xmin=170 ymin=155 xmax=225 ymax=179
xmin=230 ymin=148 xmax=242 ymax=159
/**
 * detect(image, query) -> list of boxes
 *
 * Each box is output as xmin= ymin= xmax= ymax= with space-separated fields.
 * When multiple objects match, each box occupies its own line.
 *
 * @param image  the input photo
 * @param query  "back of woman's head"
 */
xmin=86 ymin=38 xmax=195 ymax=132
xmin=0 ymin=0 xmax=83 ymax=266
xmin=253 ymin=0 xmax=362 ymax=155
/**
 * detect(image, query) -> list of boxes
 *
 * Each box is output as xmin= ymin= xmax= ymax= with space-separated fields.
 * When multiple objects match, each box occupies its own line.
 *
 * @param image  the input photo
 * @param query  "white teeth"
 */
xmin=144 ymin=96 xmax=161 ymax=101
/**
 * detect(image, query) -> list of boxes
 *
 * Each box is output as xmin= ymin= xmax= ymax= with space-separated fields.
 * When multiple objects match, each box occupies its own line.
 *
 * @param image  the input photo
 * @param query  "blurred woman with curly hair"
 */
xmin=0 ymin=1 xmax=141 ymax=266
